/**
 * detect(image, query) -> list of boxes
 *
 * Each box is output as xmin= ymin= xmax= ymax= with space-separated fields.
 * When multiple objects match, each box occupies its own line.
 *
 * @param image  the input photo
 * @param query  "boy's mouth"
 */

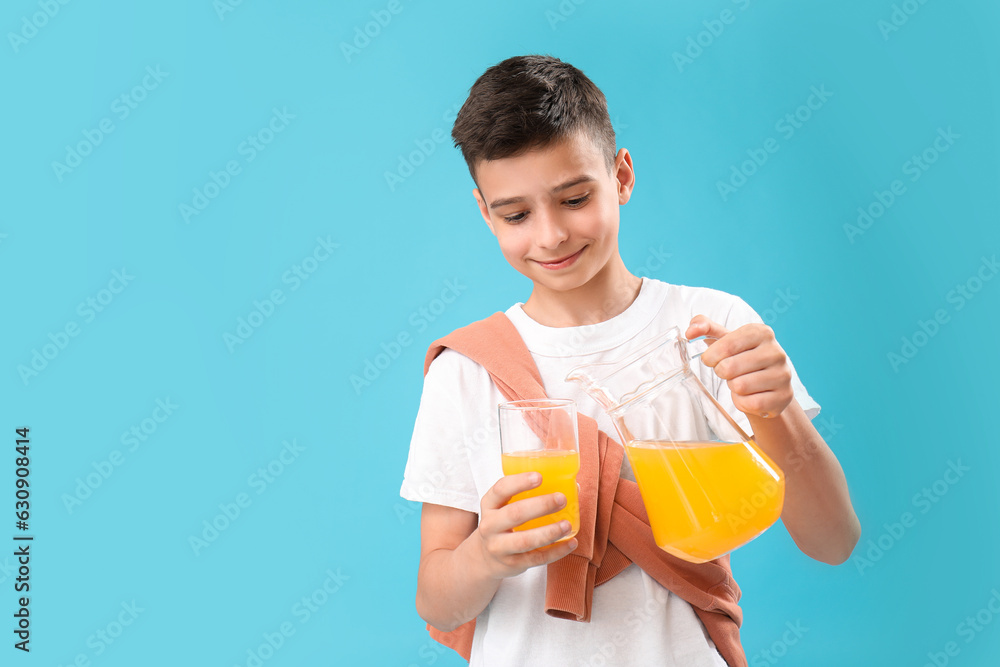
xmin=535 ymin=246 xmax=587 ymax=270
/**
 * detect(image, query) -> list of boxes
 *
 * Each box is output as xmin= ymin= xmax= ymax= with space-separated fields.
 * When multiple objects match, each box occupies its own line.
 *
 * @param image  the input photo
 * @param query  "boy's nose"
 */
xmin=533 ymin=210 xmax=569 ymax=249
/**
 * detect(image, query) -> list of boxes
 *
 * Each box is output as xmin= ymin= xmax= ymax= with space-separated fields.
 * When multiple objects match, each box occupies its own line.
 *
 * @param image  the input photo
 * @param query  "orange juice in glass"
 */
xmin=499 ymin=399 xmax=580 ymax=540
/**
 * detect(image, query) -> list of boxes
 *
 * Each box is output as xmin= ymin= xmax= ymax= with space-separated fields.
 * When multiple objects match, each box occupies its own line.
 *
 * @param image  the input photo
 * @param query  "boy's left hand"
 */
xmin=685 ymin=315 xmax=794 ymax=419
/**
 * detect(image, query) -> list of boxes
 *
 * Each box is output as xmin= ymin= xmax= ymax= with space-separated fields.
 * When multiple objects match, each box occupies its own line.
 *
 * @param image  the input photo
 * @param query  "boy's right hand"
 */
xmin=475 ymin=472 xmax=579 ymax=580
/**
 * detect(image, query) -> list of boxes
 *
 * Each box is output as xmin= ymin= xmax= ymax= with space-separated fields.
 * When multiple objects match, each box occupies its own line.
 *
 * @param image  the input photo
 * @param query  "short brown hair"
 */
xmin=451 ymin=55 xmax=616 ymax=186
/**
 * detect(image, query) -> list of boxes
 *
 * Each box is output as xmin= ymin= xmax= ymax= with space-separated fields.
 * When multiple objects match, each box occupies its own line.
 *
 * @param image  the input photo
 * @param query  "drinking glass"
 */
xmin=498 ymin=399 xmax=580 ymax=540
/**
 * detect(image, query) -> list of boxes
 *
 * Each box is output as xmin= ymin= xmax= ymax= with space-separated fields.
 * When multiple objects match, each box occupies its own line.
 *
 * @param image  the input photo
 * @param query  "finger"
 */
xmin=501 ymin=521 xmax=578 ymax=559
xmin=481 ymin=472 xmax=542 ymax=510
xmin=701 ymin=324 xmax=773 ymax=367
xmin=726 ymin=365 xmax=793 ymax=398
xmin=713 ymin=346 xmax=788 ymax=381
xmin=527 ymin=535 xmax=580 ymax=564
xmin=497 ymin=491 xmax=569 ymax=534
xmin=732 ymin=386 xmax=795 ymax=418
xmin=685 ymin=315 xmax=730 ymax=342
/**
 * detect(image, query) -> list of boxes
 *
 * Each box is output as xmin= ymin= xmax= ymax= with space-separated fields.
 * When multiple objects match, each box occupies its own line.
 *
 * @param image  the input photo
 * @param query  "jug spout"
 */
xmin=564 ymin=363 xmax=620 ymax=411
xmin=564 ymin=327 xmax=690 ymax=413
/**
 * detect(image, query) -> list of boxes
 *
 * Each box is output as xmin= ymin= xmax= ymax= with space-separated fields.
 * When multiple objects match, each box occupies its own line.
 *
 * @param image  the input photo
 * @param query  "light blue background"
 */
xmin=3 ymin=0 xmax=999 ymax=665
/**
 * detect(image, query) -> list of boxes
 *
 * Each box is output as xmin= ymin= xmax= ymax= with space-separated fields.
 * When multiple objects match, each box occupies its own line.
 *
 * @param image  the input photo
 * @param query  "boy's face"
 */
xmin=472 ymin=130 xmax=634 ymax=295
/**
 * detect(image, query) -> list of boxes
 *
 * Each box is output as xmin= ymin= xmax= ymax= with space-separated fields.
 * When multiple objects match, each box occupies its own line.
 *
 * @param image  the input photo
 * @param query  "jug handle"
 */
xmin=685 ymin=335 xmax=719 ymax=362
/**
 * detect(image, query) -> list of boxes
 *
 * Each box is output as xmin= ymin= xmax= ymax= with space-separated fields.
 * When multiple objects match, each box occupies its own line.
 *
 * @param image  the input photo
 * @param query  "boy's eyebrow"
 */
xmin=488 ymin=175 xmax=596 ymax=209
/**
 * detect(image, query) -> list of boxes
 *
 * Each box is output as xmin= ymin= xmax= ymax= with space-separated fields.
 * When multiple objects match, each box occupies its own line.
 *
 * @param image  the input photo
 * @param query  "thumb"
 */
xmin=686 ymin=315 xmax=729 ymax=342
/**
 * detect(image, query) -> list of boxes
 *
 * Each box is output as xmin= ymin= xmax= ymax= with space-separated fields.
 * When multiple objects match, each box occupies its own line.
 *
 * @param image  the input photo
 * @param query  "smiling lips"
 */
xmin=535 ymin=246 xmax=586 ymax=270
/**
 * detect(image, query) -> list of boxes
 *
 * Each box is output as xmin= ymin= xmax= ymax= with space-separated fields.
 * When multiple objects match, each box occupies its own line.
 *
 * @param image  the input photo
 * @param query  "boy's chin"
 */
xmin=524 ymin=270 xmax=592 ymax=293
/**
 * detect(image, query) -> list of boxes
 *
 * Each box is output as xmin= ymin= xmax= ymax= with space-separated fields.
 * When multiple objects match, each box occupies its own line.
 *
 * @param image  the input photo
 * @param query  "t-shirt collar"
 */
xmin=504 ymin=276 xmax=665 ymax=357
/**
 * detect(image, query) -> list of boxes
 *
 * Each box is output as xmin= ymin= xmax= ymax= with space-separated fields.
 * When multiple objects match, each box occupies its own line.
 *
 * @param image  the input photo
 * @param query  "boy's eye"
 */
xmin=500 ymin=194 xmax=591 ymax=224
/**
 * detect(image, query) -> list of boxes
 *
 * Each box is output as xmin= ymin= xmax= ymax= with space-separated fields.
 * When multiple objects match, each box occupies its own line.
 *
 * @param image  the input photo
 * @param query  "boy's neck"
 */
xmin=521 ymin=257 xmax=642 ymax=328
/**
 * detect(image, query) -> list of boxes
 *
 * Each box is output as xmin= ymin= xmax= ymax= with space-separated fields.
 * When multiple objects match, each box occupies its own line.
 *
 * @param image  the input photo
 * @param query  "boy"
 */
xmin=400 ymin=55 xmax=859 ymax=666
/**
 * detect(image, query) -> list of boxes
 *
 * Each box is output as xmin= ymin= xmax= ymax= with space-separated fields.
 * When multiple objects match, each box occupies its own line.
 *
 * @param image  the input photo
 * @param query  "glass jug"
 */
xmin=565 ymin=327 xmax=784 ymax=563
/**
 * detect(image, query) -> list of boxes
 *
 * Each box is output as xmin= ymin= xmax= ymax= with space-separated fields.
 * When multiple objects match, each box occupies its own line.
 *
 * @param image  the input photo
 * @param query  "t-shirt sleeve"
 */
xmin=711 ymin=295 xmax=821 ymax=436
xmin=399 ymin=349 xmax=482 ymax=514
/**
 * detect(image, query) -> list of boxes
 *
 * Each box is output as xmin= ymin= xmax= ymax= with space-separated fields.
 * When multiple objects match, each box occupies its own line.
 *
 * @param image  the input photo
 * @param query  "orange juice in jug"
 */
xmin=625 ymin=439 xmax=784 ymax=563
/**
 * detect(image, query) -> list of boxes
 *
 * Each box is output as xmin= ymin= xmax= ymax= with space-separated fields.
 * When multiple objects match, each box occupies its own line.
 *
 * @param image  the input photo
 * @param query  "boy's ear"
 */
xmin=474 ymin=188 xmax=496 ymax=235
xmin=614 ymin=148 xmax=636 ymax=205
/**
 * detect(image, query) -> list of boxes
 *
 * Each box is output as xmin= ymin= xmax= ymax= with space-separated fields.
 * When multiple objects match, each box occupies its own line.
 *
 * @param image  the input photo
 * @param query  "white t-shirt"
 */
xmin=400 ymin=277 xmax=820 ymax=667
